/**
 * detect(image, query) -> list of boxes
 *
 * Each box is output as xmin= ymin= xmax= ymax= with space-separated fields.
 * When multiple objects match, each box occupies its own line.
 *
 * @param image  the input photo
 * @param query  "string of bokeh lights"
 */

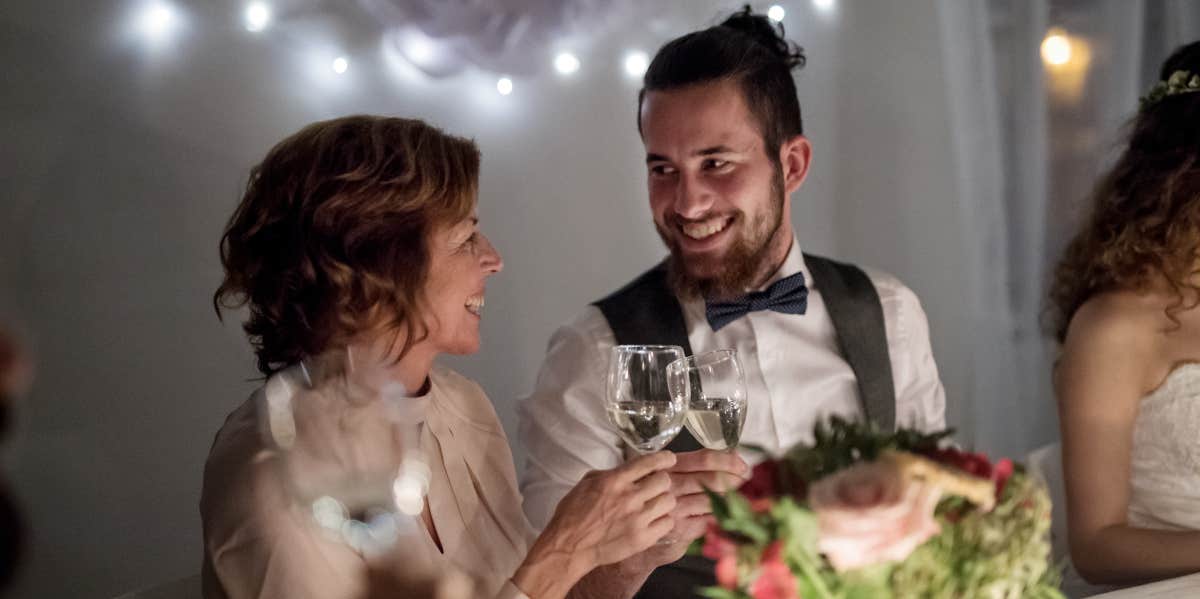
xmin=132 ymin=0 xmax=1081 ymax=100
xmin=129 ymin=1 xmax=844 ymax=97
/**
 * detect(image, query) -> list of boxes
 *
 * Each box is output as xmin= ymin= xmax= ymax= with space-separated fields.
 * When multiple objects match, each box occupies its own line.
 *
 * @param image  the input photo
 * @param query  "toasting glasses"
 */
xmin=665 ymin=349 xmax=748 ymax=451
xmin=604 ymin=345 xmax=688 ymax=453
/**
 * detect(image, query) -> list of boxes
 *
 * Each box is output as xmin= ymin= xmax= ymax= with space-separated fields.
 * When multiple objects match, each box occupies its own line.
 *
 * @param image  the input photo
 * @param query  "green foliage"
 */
xmin=889 ymin=472 xmax=1064 ymax=599
xmin=783 ymin=416 xmax=952 ymax=484
xmin=1140 ymin=69 xmax=1200 ymax=109
xmin=698 ymin=589 xmax=751 ymax=599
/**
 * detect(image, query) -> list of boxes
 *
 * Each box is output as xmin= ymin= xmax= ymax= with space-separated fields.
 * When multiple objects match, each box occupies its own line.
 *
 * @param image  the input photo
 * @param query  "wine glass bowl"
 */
xmin=666 ymin=349 xmax=748 ymax=451
xmin=605 ymin=345 xmax=688 ymax=454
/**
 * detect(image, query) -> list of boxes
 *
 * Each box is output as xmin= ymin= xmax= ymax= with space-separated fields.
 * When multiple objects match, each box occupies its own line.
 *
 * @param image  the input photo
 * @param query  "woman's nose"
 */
xmin=478 ymin=234 xmax=503 ymax=274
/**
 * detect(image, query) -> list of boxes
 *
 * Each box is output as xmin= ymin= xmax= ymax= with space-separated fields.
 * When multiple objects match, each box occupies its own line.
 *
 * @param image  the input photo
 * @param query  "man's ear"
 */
xmin=779 ymin=135 xmax=812 ymax=195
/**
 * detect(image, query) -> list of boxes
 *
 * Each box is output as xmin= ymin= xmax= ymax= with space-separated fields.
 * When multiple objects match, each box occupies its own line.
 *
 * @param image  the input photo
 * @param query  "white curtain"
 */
xmin=933 ymin=0 xmax=1200 ymax=456
xmin=933 ymin=0 xmax=1049 ymax=457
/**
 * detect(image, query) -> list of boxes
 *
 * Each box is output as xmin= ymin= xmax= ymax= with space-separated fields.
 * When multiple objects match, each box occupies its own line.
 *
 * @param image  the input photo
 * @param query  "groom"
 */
xmin=519 ymin=7 xmax=946 ymax=597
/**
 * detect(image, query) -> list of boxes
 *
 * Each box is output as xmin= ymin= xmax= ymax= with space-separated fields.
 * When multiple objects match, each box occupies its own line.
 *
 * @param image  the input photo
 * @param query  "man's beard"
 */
xmin=660 ymin=171 xmax=786 ymax=300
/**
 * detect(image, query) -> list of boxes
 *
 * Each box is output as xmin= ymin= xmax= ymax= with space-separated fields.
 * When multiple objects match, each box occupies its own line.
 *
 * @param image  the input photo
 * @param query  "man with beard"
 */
xmin=519 ymin=7 xmax=946 ymax=597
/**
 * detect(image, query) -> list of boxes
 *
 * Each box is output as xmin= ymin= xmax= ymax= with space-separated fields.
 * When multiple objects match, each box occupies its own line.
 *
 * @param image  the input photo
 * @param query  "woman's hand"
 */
xmin=513 ymin=451 xmax=677 ymax=599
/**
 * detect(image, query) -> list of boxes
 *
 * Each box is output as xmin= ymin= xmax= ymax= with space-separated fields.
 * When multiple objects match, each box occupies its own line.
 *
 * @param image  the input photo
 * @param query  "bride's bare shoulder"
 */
xmin=1067 ymin=290 xmax=1167 ymax=347
xmin=1055 ymin=288 xmax=1198 ymax=411
xmin=1058 ymin=290 xmax=1168 ymax=391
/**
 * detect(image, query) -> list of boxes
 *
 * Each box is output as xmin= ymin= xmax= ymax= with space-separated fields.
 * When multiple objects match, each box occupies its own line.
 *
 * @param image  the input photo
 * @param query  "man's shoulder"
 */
xmin=593 ymin=262 xmax=669 ymax=306
xmin=857 ymin=264 xmax=921 ymax=306
xmin=547 ymin=305 xmax=615 ymax=357
xmin=806 ymin=254 xmax=922 ymax=308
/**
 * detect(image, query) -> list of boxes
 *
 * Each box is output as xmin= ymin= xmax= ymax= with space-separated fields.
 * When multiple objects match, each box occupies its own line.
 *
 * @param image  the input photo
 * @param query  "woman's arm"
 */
xmin=563 ymin=553 xmax=659 ymax=599
xmin=508 ymin=452 xmax=677 ymax=599
xmin=559 ymin=450 xmax=749 ymax=599
xmin=1058 ymin=297 xmax=1200 ymax=585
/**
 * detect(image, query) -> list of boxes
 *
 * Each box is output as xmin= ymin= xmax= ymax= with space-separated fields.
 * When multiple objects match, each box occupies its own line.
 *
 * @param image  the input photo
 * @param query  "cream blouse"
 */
xmin=200 ymin=365 xmax=536 ymax=599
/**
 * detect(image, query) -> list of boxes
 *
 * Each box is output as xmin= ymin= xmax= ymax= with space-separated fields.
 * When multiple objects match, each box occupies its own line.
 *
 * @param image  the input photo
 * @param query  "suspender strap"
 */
xmin=803 ymin=253 xmax=896 ymax=431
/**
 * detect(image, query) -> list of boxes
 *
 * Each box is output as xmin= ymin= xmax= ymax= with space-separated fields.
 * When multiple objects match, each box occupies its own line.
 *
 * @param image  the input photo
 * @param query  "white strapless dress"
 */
xmin=1063 ymin=363 xmax=1200 ymax=597
xmin=1127 ymin=362 xmax=1200 ymax=530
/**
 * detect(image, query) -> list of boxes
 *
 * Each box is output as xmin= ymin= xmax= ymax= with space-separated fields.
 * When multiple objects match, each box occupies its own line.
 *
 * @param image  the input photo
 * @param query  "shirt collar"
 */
xmin=755 ymin=232 xmax=806 ymax=292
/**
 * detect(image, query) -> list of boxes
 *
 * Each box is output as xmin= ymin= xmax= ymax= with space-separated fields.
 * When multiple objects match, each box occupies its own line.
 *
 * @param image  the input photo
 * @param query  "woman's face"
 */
xmin=421 ymin=211 xmax=503 ymax=356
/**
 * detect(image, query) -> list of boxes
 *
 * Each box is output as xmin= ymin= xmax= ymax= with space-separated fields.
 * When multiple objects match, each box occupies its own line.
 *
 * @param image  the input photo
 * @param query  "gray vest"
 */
xmin=592 ymin=254 xmax=896 ymax=599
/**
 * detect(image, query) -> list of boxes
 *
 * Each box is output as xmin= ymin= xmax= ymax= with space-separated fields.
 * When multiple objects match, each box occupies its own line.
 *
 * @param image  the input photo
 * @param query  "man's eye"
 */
xmin=650 ymin=164 xmax=677 ymax=176
xmin=703 ymin=159 xmax=728 ymax=170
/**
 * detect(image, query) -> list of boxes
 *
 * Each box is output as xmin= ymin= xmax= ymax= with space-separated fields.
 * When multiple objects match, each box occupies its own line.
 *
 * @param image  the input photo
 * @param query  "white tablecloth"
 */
xmin=1088 ymin=572 xmax=1200 ymax=598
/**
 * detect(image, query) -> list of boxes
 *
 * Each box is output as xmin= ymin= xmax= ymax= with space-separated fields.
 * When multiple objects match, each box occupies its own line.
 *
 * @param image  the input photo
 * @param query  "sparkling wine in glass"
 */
xmin=666 ymin=349 xmax=748 ymax=450
xmin=605 ymin=345 xmax=688 ymax=453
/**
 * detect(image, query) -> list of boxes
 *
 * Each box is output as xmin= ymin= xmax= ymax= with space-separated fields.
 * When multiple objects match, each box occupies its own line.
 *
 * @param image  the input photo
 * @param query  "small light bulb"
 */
xmin=496 ymin=77 xmax=513 ymax=95
xmin=332 ymin=56 xmax=349 ymax=74
xmin=767 ymin=5 xmax=786 ymax=22
xmin=404 ymin=35 xmax=432 ymax=65
xmin=1041 ymin=30 xmax=1072 ymax=67
xmin=812 ymin=0 xmax=836 ymax=13
xmin=624 ymin=51 xmax=648 ymax=78
xmin=554 ymin=52 xmax=580 ymax=75
xmin=138 ymin=2 xmax=177 ymax=39
xmin=244 ymin=2 xmax=271 ymax=32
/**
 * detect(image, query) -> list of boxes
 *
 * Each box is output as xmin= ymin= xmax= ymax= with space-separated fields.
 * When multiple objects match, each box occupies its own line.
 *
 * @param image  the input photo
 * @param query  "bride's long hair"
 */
xmin=1048 ymin=41 xmax=1200 ymax=342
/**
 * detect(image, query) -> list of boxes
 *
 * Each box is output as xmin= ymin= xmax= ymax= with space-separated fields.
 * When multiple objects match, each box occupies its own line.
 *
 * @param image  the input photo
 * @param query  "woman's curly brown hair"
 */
xmin=214 ymin=115 xmax=479 ymax=375
xmin=1048 ymin=41 xmax=1200 ymax=342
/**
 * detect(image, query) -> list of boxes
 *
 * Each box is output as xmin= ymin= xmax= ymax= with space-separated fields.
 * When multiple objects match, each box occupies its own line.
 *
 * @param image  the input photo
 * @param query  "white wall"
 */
xmin=830 ymin=0 xmax=973 ymax=441
xmin=0 ymin=0 xmax=1016 ymax=596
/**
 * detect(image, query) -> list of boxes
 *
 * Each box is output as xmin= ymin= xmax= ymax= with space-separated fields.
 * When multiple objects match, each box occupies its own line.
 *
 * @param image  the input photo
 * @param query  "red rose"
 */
xmin=704 ymin=523 xmax=741 ymax=589
xmin=921 ymin=448 xmax=1016 ymax=501
xmin=750 ymin=498 xmax=775 ymax=513
xmin=924 ymin=447 xmax=992 ymax=478
xmin=702 ymin=523 xmax=737 ymax=561
xmin=716 ymin=555 xmax=739 ymax=589
xmin=992 ymin=458 xmax=1014 ymax=498
xmin=740 ymin=460 xmax=782 ymax=500
xmin=760 ymin=540 xmax=784 ymax=564
xmin=749 ymin=541 xmax=798 ymax=599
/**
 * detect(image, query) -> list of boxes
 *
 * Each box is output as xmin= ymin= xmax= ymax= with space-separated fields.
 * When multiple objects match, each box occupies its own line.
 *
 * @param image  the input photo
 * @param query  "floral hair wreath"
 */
xmin=1140 ymin=69 xmax=1200 ymax=110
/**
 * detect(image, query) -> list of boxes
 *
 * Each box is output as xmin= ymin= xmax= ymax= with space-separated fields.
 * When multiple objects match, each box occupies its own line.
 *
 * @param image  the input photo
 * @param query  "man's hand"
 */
xmin=648 ymin=450 xmax=749 ymax=565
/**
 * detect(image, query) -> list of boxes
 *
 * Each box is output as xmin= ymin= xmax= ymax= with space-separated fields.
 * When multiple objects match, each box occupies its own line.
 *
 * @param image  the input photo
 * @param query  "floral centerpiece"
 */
xmin=694 ymin=417 xmax=1063 ymax=599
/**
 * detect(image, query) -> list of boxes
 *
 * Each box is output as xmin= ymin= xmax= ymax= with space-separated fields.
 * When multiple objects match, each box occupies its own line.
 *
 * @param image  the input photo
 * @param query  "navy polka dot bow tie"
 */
xmin=705 ymin=271 xmax=809 ymax=332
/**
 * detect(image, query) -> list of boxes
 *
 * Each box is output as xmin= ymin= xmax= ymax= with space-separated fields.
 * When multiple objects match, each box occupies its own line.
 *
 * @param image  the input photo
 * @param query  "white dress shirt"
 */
xmin=518 ymin=238 xmax=946 ymax=530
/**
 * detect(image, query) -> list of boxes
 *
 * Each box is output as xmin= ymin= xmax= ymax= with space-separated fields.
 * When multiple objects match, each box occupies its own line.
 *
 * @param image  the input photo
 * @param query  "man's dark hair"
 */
xmin=637 ymin=5 xmax=807 ymax=162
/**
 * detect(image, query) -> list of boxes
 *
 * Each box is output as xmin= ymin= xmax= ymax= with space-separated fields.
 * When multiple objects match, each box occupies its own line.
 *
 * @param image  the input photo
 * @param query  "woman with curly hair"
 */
xmin=200 ymin=116 xmax=743 ymax=599
xmin=1050 ymin=40 xmax=1200 ymax=588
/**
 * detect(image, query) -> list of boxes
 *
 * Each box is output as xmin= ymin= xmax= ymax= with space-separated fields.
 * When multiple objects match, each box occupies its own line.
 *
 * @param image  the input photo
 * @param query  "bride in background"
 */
xmin=1050 ymin=40 xmax=1200 ymax=591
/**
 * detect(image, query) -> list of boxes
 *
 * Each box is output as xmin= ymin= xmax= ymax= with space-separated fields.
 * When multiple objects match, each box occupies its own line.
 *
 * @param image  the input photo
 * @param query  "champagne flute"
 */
xmin=605 ymin=345 xmax=688 ymax=453
xmin=666 ymin=349 xmax=748 ymax=451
